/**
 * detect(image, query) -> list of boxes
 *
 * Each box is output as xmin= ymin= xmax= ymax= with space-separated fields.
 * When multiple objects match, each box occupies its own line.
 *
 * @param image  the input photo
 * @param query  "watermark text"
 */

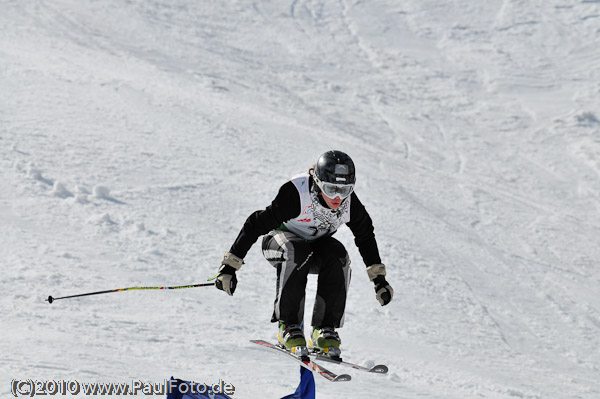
xmin=10 ymin=379 xmax=235 ymax=397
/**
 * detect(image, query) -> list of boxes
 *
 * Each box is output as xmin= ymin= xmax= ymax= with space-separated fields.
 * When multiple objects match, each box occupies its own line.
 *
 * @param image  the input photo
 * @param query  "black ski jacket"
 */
xmin=229 ymin=177 xmax=381 ymax=267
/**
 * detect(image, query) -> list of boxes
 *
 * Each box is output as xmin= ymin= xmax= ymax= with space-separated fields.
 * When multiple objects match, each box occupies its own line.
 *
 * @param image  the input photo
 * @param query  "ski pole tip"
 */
xmin=47 ymin=296 xmax=54 ymax=304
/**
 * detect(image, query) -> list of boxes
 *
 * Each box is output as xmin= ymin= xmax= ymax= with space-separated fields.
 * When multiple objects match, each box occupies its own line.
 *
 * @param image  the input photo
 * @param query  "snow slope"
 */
xmin=2 ymin=0 xmax=600 ymax=398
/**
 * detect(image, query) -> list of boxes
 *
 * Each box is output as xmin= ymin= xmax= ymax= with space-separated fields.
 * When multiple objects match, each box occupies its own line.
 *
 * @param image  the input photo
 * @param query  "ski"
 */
xmin=309 ymin=351 xmax=388 ymax=374
xmin=250 ymin=340 xmax=352 ymax=382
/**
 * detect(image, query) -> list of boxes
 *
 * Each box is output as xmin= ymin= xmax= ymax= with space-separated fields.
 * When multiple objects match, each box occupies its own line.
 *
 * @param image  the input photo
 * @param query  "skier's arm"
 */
xmin=346 ymin=193 xmax=393 ymax=306
xmin=215 ymin=182 xmax=300 ymax=295
xmin=228 ymin=181 xmax=301 ymax=259
xmin=346 ymin=192 xmax=382 ymax=266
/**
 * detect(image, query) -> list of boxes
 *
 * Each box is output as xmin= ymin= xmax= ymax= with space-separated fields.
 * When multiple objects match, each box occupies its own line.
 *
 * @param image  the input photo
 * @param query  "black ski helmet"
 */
xmin=314 ymin=150 xmax=356 ymax=185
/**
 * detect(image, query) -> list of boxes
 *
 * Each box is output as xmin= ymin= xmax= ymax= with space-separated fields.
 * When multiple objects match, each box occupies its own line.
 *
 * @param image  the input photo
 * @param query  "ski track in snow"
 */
xmin=2 ymin=0 xmax=600 ymax=398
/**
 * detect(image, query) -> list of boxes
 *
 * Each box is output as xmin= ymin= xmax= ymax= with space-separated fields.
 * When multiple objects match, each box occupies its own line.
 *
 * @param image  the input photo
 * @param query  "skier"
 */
xmin=214 ymin=150 xmax=393 ymax=355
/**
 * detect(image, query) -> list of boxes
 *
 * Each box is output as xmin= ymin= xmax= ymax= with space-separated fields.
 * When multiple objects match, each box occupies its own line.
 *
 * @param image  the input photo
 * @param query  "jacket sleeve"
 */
xmin=346 ymin=192 xmax=382 ymax=266
xmin=228 ymin=181 xmax=300 ymax=259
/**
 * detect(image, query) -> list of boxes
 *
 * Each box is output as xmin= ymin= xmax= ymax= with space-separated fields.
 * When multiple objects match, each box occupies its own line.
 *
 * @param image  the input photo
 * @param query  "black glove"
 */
xmin=366 ymin=264 xmax=394 ymax=306
xmin=215 ymin=265 xmax=238 ymax=296
xmin=214 ymin=252 xmax=244 ymax=296
xmin=373 ymin=275 xmax=394 ymax=306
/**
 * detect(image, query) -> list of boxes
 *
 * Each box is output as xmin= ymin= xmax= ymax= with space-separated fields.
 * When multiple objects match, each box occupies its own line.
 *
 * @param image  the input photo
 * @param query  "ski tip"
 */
xmin=369 ymin=365 xmax=389 ymax=374
xmin=333 ymin=374 xmax=352 ymax=382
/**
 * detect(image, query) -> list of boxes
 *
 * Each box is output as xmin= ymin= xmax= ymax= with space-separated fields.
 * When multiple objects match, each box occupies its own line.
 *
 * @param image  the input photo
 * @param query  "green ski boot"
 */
xmin=309 ymin=327 xmax=342 ymax=357
xmin=278 ymin=322 xmax=307 ymax=355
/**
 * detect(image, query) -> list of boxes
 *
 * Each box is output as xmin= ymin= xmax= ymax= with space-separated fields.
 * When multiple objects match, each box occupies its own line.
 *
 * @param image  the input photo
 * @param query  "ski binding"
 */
xmin=250 ymin=339 xmax=352 ymax=382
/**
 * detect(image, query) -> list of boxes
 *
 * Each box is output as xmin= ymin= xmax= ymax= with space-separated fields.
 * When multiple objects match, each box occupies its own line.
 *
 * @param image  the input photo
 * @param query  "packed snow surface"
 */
xmin=2 ymin=1 xmax=600 ymax=398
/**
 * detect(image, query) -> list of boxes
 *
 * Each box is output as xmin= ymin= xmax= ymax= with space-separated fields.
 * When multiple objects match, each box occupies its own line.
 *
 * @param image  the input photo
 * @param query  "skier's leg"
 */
xmin=262 ymin=231 xmax=314 ymax=326
xmin=310 ymin=236 xmax=352 ymax=329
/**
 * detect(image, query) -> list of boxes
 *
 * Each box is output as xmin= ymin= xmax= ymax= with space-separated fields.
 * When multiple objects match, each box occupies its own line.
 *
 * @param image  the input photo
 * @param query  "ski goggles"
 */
xmin=317 ymin=180 xmax=354 ymax=199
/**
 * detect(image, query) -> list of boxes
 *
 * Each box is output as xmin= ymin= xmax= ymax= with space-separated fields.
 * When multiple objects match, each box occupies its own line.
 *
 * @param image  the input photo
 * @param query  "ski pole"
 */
xmin=46 ymin=282 xmax=215 ymax=304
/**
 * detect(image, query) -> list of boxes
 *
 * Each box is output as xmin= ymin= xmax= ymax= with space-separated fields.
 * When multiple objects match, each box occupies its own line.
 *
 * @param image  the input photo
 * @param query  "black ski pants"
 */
xmin=261 ymin=230 xmax=351 ymax=328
